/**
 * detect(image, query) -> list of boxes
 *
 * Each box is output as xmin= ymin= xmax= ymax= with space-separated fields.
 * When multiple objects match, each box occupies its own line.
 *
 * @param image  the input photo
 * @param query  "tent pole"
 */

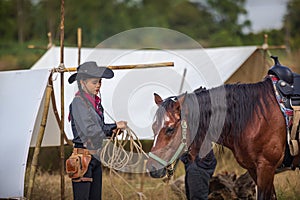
xmin=263 ymin=34 xmax=268 ymax=68
xmin=50 ymin=89 xmax=73 ymax=146
xmin=60 ymin=67 xmax=65 ymax=200
xmin=77 ymin=27 xmax=82 ymax=65
xmin=26 ymin=74 xmax=53 ymax=199
xmin=61 ymin=62 xmax=174 ymax=72
xmin=259 ymin=34 xmax=286 ymax=69
xmin=59 ymin=68 xmax=65 ymax=200
xmin=178 ymin=68 xmax=187 ymax=94
xmin=59 ymin=0 xmax=65 ymax=199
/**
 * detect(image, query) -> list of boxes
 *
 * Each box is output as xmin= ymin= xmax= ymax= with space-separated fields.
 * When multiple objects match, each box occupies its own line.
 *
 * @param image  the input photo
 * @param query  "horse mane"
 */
xmin=153 ymin=77 xmax=276 ymax=154
xmin=154 ymin=86 xmax=208 ymax=135
xmin=184 ymin=77 xmax=276 ymax=147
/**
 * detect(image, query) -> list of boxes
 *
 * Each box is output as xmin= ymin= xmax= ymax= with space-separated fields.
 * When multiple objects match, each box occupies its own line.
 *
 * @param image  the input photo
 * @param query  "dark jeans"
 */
xmin=182 ymin=150 xmax=217 ymax=200
xmin=72 ymin=156 xmax=102 ymax=200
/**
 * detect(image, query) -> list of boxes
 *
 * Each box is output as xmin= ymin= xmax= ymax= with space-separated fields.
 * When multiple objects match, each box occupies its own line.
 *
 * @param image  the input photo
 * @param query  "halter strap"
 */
xmin=148 ymin=119 xmax=188 ymax=166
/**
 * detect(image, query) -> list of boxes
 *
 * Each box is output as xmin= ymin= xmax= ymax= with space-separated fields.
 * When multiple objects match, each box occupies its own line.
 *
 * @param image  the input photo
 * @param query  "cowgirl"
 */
xmin=68 ymin=61 xmax=127 ymax=200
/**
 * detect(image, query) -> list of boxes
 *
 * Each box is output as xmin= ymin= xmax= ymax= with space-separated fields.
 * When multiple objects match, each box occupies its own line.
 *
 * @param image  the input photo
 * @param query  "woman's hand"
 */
xmin=116 ymin=121 xmax=127 ymax=130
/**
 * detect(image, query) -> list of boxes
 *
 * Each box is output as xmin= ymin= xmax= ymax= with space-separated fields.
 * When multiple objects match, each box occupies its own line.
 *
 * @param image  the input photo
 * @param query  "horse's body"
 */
xmin=146 ymin=77 xmax=287 ymax=200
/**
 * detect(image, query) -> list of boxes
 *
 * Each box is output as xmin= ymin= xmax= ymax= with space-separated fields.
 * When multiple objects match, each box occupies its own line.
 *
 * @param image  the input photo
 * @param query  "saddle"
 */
xmin=268 ymin=56 xmax=300 ymax=157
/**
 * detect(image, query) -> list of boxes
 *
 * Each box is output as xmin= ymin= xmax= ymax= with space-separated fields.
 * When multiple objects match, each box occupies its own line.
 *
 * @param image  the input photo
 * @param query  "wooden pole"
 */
xmin=77 ymin=27 xmax=82 ymax=65
xmin=258 ymin=34 xmax=286 ymax=69
xmin=263 ymin=34 xmax=268 ymax=68
xmin=59 ymin=0 xmax=65 ymax=199
xmin=60 ymin=0 xmax=64 ymax=65
xmin=26 ymin=75 xmax=53 ymax=199
xmin=178 ymin=68 xmax=187 ymax=94
xmin=50 ymin=85 xmax=73 ymax=146
xmin=47 ymin=32 xmax=53 ymax=49
xmin=60 ymin=63 xmax=65 ymax=200
xmin=106 ymin=62 xmax=174 ymax=70
xmin=57 ymin=61 xmax=174 ymax=73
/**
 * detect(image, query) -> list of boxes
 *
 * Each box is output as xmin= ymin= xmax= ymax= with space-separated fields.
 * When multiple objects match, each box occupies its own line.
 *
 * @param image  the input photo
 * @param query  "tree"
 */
xmin=0 ymin=0 xmax=17 ymax=42
xmin=167 ymin=1 xmax=217 ymax=45
xmin=205 ymin=0 xmax=250 ymax=46
xmin=284 ymin=0 xmax=300 ymax=50
xmin=16 ymin=0 xmax=34 ymax=43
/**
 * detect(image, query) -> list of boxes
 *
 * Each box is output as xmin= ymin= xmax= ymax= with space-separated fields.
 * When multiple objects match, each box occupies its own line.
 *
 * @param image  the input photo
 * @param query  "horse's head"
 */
xmin=146 ymin=93 xmax=188 ymax=179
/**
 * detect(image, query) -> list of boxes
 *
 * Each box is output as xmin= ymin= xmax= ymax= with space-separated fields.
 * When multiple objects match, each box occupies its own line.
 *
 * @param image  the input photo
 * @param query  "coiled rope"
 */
xmin=100 ymin=126 xmax=149 ymax=200
xmin=100 ymin=127 xmax=148 ymax=170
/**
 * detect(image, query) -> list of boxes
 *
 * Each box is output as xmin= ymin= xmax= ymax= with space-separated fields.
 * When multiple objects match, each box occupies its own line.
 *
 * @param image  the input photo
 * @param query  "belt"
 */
xmin=72 ymin=177 xmax=93 ymax=182
xmin=73 ymin=148 xmax=98 ymax=155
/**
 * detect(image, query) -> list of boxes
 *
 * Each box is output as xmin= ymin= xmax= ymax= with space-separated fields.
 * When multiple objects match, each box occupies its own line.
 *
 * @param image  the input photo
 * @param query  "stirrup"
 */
xmin=289 ymin=139 xmax=299 ymax=156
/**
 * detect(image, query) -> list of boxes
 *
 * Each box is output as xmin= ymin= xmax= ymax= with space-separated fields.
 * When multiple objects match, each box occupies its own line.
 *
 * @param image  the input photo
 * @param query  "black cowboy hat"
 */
xmin=68 ymin=61 xmax=114 ymax=84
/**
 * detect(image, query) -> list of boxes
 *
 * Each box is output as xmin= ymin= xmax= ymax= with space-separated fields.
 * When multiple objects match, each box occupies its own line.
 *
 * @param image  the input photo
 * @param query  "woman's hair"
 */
xmin=77 ymin=79 xmax=94 ymax=109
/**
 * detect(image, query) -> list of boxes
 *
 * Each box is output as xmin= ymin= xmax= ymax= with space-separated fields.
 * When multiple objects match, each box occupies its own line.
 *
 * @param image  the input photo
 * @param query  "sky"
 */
xmin=244 ymin=0 xmax=289 ymax=33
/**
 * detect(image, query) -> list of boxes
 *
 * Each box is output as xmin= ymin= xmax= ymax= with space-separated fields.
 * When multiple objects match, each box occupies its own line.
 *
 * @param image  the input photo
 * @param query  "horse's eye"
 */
xmin=166 ymin=126 xmax=175 ymax=134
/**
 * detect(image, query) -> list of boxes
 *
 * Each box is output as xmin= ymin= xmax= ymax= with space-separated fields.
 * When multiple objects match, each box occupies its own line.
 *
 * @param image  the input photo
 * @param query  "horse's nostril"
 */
xmin=151 ymin=165 xmax=157 ymax=172
xmin=149 ymin=165 xmax=167 ymax=179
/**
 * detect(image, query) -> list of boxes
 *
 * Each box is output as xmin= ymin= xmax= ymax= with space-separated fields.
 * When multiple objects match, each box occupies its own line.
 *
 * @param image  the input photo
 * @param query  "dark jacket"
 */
xmin=180 ymin=149 xmax=217 ymax=170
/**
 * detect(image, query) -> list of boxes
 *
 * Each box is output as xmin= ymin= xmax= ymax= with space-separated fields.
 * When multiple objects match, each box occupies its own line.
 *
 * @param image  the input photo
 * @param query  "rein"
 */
xmin=148 ymin=119 xmax=188 ymax=167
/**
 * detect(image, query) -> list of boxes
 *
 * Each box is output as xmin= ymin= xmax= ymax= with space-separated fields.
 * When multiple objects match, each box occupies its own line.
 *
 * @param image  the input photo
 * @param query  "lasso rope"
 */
xmin=100 ymin=127 xmax=148 ymax=169
xmin=100 ymin=126 xmax=149 ymax=200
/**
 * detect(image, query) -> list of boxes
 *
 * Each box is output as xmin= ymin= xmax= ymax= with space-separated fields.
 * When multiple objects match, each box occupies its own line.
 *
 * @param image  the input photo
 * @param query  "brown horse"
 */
xmin=146 ymin=77 xmax=287 ymax=200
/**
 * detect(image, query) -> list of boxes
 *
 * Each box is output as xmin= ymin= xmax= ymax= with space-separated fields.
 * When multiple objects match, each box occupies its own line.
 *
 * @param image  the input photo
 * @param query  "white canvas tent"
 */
xmin=30 ymin=46 xmax=267 ymax=143
xmin=0 ymin=45 xmax=268 ymax=198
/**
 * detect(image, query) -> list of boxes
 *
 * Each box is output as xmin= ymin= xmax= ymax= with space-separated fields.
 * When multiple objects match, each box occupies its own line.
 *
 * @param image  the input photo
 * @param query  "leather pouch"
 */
xmin=66 ymin=148 xmax=91 ymax=179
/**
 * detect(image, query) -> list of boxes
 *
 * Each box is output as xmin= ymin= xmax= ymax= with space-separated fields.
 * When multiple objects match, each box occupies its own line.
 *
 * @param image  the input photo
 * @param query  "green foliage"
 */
xmin=0 ymin=0 xmax=253 ymax=47
xmin=210 ymin=30 xmax=244 ymax=47
xmin=167 ymin=1 xmax=216 ymax=43
xmin=0 ymin=0 xmax=17 ymax=41
xmin=284 ymin=0 xmax=300 ymax=49
xmin=0 ymin=41 xmax=46 ymax=70
xmin=207 ymin=0 xmax=248 ymax=30
xmin=1 ymin=0 xmax=298 ymax=70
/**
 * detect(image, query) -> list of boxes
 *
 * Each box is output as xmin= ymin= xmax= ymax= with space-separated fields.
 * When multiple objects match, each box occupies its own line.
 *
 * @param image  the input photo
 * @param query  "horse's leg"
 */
xmin=272 ymin=184 xmax=277 ymax=200
xmin=247 ymin=169 xmax=257 ymax=183
xmin=256 ymin=164 xmax=277 ymax=200
xmin=247 ymin=168 xmax=259 ymax=199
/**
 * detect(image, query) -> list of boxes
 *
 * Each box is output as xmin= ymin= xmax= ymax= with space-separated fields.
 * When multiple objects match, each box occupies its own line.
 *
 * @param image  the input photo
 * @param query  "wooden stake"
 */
xmin=77 ymin=27 xmax=82 ymax=65
xmin=50 ymin=89 xmax=73 ymax=146
xmin=178 ymin=68 xmax=187 ymax=94
xmin=26 ymin=75 xmax=53 ymax=199
xmin=59 ymin=0 xmax=65 ymax=199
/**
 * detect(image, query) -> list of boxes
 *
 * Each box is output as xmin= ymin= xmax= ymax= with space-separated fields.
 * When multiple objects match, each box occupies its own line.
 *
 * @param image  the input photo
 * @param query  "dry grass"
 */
xmin=274 ymin=170 xmax=300 ymax=200
xmin=214 ymin=147 xmax=300 ymax=200
xmin=24 ymin=146 xmax=300 ymax=200
xmin=25 ymin=170 xmax=183 ymax=200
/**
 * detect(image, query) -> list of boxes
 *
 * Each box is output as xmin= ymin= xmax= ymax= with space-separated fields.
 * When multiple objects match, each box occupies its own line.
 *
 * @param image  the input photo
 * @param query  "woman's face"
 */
xmin=81 ymin=78 xmax=102 ymax=95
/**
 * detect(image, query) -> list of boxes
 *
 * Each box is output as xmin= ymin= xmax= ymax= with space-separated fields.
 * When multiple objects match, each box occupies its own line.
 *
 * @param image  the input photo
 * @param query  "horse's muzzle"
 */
xmin=148 ymin=165 xmax=167 ymax=178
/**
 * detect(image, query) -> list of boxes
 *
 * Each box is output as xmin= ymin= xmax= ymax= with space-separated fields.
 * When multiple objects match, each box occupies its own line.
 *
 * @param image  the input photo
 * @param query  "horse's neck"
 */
xmin=191 ymin=79 xmax=275 ymax=153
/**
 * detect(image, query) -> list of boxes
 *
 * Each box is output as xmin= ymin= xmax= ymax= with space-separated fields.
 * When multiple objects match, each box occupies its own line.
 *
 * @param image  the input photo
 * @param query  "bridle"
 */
xmin=148 ymin=119 xmax=189 ymax=169
xmin=148 ymin=96 xmax=189 ymax=180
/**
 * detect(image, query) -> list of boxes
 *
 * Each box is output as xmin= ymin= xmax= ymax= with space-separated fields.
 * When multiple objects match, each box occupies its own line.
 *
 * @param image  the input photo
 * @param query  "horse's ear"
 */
xmin=173 ymin=92 xmax=186 ymax=112
xmin=154 ymin=93 xmax=163 ymax=106
xmin=177 ymin=92 xmax=187 ymax=106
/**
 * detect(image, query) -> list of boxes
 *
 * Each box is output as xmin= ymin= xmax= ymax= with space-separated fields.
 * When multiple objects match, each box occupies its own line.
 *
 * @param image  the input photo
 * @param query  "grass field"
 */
xmin=25 ymin=146 xmax=300 ymax=200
